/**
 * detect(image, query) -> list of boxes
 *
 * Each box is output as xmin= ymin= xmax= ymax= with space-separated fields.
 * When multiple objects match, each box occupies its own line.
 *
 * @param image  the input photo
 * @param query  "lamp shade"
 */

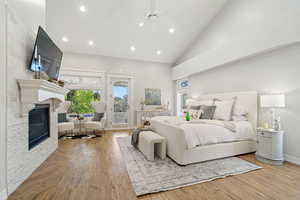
xmin=260 ymin=94 xmax=285 ymax=108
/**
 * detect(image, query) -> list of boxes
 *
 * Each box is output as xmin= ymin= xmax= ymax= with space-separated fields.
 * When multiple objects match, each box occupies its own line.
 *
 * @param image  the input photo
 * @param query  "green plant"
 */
xmin=66 ymin=90 xmax=100 ymax=114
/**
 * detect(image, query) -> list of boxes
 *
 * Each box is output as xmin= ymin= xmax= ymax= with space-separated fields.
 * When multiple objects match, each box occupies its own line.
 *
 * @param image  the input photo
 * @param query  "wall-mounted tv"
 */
xmin=29 ymin=26 xmax=63 ymax=80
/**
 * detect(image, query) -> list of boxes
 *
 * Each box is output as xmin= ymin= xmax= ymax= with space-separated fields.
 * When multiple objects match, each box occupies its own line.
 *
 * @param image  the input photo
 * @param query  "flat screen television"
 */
xmin=29 ymin=26 xmax=63 ymax=80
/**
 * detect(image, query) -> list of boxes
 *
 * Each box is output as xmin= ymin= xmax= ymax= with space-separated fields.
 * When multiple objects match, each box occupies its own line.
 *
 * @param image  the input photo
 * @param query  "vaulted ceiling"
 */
xmin=46 ymin=0 xmax=227 ymax=64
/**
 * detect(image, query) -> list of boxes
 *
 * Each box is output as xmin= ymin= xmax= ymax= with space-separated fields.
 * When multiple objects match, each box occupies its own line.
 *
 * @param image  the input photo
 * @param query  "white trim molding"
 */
xmin=60 ymin=68 xmax=105 ymax=78
xmin=0 ymin=188 xmax=8 ymax=200
xmin=17 ymin=79 xmax=69 ymax=116
xmin=285 ymin=154 xmax=300 ymax=166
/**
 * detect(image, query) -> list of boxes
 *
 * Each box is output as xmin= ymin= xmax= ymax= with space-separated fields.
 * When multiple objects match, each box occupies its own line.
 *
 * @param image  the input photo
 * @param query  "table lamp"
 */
xmin=260 ymin=94 xmax=285 ymax=130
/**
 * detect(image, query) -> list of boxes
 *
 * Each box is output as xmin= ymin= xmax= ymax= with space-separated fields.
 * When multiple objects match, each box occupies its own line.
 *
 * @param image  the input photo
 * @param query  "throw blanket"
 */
xmin=131 ymin=128 xmax=152 ymax=148
xmin=188 ymin=120 xmax=237 ymax=132
xmin=180 ymin=120 xmax=254 ymax=149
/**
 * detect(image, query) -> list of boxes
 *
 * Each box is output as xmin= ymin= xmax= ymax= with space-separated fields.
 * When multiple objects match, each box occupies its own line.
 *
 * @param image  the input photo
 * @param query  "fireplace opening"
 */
xmin=28 ymin=104 xmax=50 ymax=150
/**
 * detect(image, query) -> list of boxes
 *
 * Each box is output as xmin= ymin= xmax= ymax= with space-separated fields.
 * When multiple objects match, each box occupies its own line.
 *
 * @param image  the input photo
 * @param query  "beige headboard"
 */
xmin=196 ymin=91 xmax=258 ymax=131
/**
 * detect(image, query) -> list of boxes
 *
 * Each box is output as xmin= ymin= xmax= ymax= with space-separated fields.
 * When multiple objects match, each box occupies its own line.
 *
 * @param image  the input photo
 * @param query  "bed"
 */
xmin=150 ymin=91 xmax=258 ymax=165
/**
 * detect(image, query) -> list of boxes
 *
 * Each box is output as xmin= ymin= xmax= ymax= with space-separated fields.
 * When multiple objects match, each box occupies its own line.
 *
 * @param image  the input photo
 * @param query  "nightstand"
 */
xmin=256 ymin=128 xmax=284 ymax=165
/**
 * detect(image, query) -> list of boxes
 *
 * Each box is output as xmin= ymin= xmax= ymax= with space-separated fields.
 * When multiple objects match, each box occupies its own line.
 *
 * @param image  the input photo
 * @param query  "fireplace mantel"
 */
xmin=17 ymin=79 xmax=69 ymax=116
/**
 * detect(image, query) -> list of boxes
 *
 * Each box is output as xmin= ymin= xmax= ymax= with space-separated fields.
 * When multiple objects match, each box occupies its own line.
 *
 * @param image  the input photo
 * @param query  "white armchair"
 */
xmin=84 ymin=102 xmax=106 ymax=136
xmin=57 ymin=101 xmax=74 ymax=138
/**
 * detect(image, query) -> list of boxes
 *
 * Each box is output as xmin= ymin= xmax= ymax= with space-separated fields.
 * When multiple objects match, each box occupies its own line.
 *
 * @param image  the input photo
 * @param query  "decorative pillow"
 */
xmin=187 ymin=99 xmax=213 ymax=109
xmin=58 ymin=113 xmax=68 ymax=123
xmin=93 ymin=113 xmax=104 ymax=121
xmin=189 ymin=109 xmax=203 ymax=120
xmin=213 ymin=100 xmax=234 ymax=121
xmin=199 ymin=105 xmax=216 ymax=120
xmin=189 ymin=105 xmax=201 ymax=110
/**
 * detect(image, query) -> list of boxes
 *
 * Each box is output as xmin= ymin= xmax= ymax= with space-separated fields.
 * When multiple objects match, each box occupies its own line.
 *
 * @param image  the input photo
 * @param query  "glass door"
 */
xmin=112 ymin=81 xmax=129 ymax=127
xmin=176 ymin=92 xmax=188 ymax=116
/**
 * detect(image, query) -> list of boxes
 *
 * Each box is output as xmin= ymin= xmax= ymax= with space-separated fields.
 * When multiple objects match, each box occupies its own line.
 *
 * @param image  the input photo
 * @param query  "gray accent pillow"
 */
xmin=93 ymin=112 xmax=104 ymax=121
xmin=199 ymin=105 xmax=216 ymax=120
xmin=189 ymin=105 xmax=201 ymax=110
xmin=58 ymin=113 xmax=68 ymax=123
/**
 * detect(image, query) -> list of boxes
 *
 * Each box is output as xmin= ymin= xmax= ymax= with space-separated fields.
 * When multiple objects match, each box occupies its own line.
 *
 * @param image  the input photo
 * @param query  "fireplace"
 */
xmin=28 ymin=104 xmax=50 ymax=150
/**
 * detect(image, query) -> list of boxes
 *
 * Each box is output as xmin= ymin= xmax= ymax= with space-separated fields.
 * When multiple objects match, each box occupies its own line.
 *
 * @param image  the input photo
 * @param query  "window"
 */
xmin=181 ymin=93 xmax=188 ymax=110
xmin=66 ymin=89 xmax=101 ymax=113
xmin=176 ymin=92 xmax=188 ymax=116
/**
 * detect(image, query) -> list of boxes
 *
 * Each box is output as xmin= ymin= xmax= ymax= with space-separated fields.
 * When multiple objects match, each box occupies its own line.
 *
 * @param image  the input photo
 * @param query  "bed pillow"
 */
xmin=213 ymin=100 xmax=234 ymax=121
xmin=189 ymin=105 xmax=201 ymax=110
xmin=187 ymin=99 xmax=213 ymax=109
xmin=199 ymin=105 xmax=216 ymax=120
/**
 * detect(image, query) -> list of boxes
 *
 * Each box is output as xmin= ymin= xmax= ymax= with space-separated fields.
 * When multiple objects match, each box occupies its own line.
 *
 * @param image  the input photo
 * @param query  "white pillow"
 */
xmin=213 ymin=100 xmax=234 ymax=121
xmin=187 ymin=99 xmax=213 ymax=108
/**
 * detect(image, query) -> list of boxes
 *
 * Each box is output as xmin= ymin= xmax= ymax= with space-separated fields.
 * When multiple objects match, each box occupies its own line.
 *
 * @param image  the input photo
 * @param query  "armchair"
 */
xmin=57 ymin=101 xmax=74 ymax=138
xmin=84 ymin=102 xmax=106 ymax=136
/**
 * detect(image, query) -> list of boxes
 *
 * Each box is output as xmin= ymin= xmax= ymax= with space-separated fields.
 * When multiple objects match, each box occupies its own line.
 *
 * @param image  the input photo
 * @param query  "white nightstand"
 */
xmin=256 ymin=128 xmax=284 ymax=165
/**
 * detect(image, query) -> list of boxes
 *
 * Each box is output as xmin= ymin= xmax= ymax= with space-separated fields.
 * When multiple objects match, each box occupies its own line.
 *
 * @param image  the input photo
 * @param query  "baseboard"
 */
xmin=104 ymin=127 xmax=133 ymax=131
xmin=0 ymin=188 xmax=8 ymax=200
xmin=285 ymin=154 xmax=300 ymax=165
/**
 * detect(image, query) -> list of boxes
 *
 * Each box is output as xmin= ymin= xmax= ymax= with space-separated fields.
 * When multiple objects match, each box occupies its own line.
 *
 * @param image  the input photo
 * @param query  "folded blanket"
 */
xmin=131 ymin=128 xmax=152 ymax=148
xmin=188 ymin=120 xmax=237 ymax=132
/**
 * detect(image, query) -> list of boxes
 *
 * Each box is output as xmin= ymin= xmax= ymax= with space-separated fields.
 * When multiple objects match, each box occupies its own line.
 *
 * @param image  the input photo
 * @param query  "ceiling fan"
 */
xmin=145 ymin=0 xmax=160 ymax=20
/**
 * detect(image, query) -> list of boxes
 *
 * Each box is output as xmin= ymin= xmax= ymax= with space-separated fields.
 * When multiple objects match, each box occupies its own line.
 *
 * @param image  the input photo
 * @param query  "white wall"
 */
xmin=4 ymin=0 xmax=58 ymax=195
xmin=61 ymin=52 xmax=174 ymax=125
xmin=0 ymin=0 xmax=7 ymax=197
xmin=188 ymin=43 xmax=300 ymax=164
xmin=173 ymin=0 xmax=300 ymax=79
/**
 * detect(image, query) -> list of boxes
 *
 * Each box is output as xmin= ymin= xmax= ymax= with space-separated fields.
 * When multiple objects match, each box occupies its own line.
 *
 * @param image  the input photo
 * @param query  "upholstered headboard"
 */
xmin=196 ymin=91 xmax=258 ymax=131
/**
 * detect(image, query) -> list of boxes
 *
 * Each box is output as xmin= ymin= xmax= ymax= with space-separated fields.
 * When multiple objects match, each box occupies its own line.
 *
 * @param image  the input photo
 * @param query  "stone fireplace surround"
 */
xmin=17 ymin=79 xmax=69 ymax=117
xmin=6 ymin=80 xmax=69 ymax=194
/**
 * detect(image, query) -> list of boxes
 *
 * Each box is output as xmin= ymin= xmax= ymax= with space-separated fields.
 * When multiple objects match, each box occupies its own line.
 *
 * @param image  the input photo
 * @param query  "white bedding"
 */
xmin=151 ymin=116 xmax=255 ymax=149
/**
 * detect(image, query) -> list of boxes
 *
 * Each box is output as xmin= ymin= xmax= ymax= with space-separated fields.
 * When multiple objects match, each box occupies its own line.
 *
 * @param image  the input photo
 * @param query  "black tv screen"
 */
xmin=29 ymin=26 xmax=63 ymax=80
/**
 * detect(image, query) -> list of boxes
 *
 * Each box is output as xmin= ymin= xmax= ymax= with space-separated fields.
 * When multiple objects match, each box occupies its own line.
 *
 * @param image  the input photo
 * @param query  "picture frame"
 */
xmin=145 ymin=88 xmax=162 ymax=106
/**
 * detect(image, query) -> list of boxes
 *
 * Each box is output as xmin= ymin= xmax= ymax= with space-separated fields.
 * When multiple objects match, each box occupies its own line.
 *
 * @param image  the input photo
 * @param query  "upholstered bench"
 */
xmin=138 ymin=131 xmax=166 ymax=161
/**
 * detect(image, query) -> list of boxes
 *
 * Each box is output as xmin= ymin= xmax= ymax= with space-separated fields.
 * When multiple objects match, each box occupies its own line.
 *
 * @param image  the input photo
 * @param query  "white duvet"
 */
xmin=151 ymin=116 xmax=255 ymax=149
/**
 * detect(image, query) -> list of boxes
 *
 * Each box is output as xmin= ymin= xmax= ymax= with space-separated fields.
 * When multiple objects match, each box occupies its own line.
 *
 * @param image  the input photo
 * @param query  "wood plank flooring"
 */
xmin=8 ymin=132 xmax=300 ymax=200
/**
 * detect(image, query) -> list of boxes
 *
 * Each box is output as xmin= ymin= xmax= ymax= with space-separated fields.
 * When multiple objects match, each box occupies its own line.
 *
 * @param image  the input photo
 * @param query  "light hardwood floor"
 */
xmin=8 ymin=132 xmax=300 ymax=200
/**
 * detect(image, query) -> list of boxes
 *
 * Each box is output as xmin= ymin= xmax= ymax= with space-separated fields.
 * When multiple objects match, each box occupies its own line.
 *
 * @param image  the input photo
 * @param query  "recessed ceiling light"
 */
xmin=62 ymin=37 xmax=69 ymax=42
xmin=139 ymin=22 xmax=144 ymax=27
xmin=130 ymin=46 xmax=136 ymax=52
xmin=79 ymin=5 xmax=86 ymax=12
xmin=156 ymin=50 xmax=161 ymax=55
xmin=88 ymin=40 xmax=94 ymax=46
xmin=169 ymin=28 xmax=175 ymax=34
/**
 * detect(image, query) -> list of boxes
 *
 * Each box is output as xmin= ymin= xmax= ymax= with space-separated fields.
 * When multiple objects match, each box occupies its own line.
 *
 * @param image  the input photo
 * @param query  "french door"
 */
xmin=107 ymin=75 xmax=133 ymax=129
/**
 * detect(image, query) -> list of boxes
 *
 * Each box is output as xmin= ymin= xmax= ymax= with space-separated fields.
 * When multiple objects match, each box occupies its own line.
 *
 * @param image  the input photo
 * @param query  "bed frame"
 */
xmin=151 ymin=91 xmax=258 ymax=165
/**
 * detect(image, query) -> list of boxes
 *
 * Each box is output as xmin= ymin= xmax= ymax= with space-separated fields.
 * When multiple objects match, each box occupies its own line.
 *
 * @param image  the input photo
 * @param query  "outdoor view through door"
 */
xmin=113 ymin=81 xmax=129 ymax=126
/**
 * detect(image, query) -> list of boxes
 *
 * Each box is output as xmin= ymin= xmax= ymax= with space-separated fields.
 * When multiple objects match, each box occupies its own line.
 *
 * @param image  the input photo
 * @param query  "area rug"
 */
xmin=117 ymin=137 xmax=262 ymax=196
